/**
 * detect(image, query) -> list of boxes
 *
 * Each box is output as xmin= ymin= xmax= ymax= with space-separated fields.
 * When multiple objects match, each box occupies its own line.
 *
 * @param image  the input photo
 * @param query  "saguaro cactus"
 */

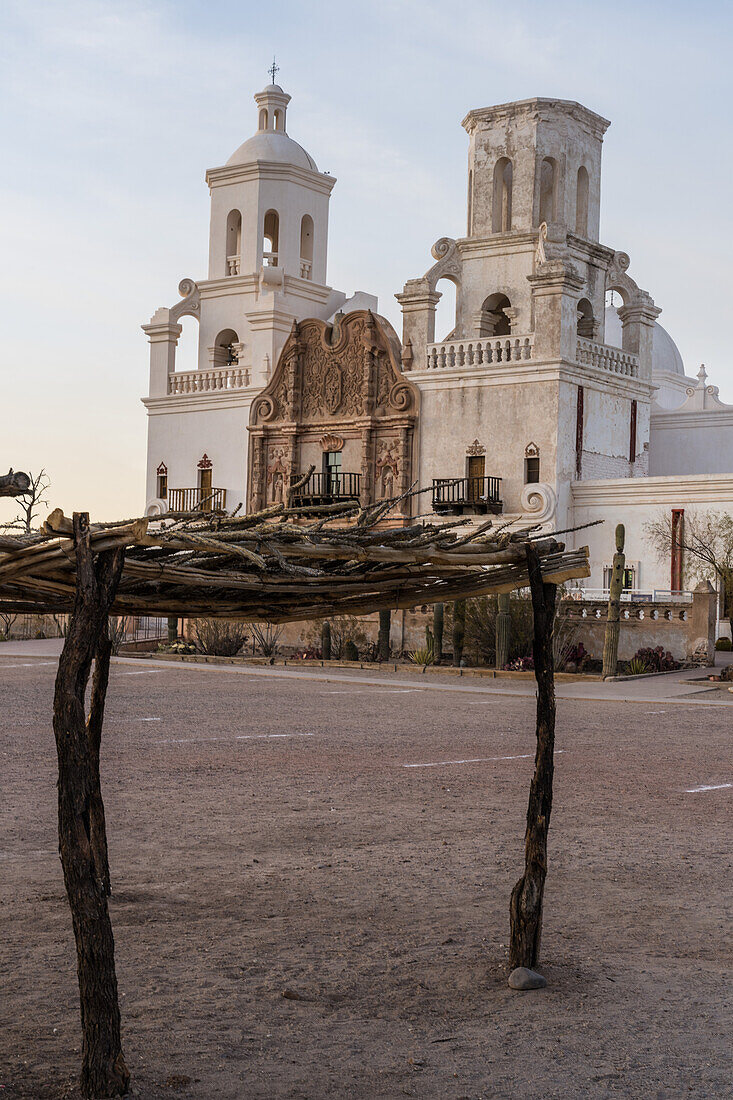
xmin=433 ymin=602 xmax=444 ymax=664
xmin=378 ymin=609 xmax=391 ymax=661
xmin=321 ymin=620 xmax=332 ymax=661
xmin=496 ymin=591 xmax=511 ymax=669
xmin=602 ymin=524 xmax=626 ymax=678
xmin=452 ymin=599 xmax=466 ymax=666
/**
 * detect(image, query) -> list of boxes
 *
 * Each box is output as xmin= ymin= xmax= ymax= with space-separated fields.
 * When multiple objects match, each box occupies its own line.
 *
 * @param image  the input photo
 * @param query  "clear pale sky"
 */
xmin=1 ymin=0 xmax=731 ymax=524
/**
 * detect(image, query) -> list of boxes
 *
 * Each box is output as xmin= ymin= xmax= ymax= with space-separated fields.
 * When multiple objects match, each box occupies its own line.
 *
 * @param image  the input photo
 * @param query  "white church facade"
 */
xmin=142 ymin=82 xmax=733 ymax=633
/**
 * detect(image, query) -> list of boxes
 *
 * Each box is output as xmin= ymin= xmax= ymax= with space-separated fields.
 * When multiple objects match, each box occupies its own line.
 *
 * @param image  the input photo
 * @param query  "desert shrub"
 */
xmin=305 ymin=615 xmax=369 ymax=660
xmin=251 ymin=621 xmax=283 ymax=657
xmin=631 ymin=646 xmax=680 ymax=672
xmin=503 ymin=655 xmax=534 ymax=671
xmin=563 ymin=641 xmax=591 ymax=671
xmin=715 ymin=636 xmax=732 ymax=651
xmin=459 ymin=593 xmax=534 ymax=666
xmin=625 ymin=656 xmax=650 ymax=675
xmin=192 ymin=618 xmax=249 ymax=656
xmin=408 ymin=645 xmax=434 ymax=667
xmin=107 ymin=616 xmax=129 ymax=655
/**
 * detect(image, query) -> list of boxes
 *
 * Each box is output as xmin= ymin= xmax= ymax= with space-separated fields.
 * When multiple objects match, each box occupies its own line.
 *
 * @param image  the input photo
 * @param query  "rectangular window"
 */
xmin=157 ymin=472 xmax=167 ymax=499
xmin=323 ymin=450 xmax=342 ymax=494
xmin=525 ymin=456 xmax=540 ymax=483
xmin=575 ymin=386 xmax=584 ymax=479
xmin=671 ymin=509 xmax=684 ymax=591
xmin=629 ymin=399 xmax=637 ymax=463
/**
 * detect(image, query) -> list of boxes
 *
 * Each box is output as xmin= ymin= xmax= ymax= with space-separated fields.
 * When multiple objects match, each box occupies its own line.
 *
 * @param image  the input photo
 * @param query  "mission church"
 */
xmin=142 ymin=78 xmax=733 ymax=632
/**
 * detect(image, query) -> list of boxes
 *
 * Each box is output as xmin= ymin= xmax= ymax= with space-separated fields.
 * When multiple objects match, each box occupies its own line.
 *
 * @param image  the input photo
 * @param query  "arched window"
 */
xmin=299 ymin=214 xmax=314 ymax=279
xmin=577 ymin=297 xmax=595 ymax=339
xmin=576 ymin=166 xmax=589 ymax=237
xmin=467 ymin=169 xmax=473 ymax=235
xmin=539 ymin=157 xmax=556 ymax=225
xmin=258 ymin=107 xmax=268 ymax=131
xmin=492 ymin=158 xmax=513 ymax=233
xmin=434 ymin=276 xmax=458 ymax=342
xmin=263 ymin=210 xmax=279 ymax=265
xmin=274 ymin=109 xmax=283 ymax=131
xmin=212 ymin=328 xmax=240 ymax=367
xmin=225 ymin=210 xmax=242 ymax=275
xmin=479 ymin=292 xmax=512 ymax=337
xmin=156 ymin=462 xmax=168 ymax=500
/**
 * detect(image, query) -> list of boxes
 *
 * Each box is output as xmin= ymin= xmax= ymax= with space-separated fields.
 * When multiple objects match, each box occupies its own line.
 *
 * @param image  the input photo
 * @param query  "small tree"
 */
xmin=1 ymin=468 xmax=51 ymax=533
xmin=646 ymin=509 xmax=733 ymax=637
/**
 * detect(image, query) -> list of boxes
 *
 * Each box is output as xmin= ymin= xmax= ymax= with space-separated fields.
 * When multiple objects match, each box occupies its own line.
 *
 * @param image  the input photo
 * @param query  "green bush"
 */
xmin=715 ymin=636 xmax=732 ymax=651
xmin=625 ymin=656 xmax=650 ymax=676
xmin=408 ymin=645 xmax=434 ymax=667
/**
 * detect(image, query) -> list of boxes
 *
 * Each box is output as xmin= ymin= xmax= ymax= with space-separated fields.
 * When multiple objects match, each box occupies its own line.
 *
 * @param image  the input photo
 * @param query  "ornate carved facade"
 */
xmin=247 ymin=310 xmax=418 ymax=515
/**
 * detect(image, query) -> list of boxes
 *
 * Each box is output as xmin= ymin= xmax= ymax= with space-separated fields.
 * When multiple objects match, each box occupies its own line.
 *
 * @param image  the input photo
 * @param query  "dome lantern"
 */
xmin=254 ymin=84 xmax=291 ymax=134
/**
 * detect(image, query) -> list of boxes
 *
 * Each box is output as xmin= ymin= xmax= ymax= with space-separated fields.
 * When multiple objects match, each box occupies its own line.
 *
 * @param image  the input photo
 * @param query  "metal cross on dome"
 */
xmin=269 ymin=57 xmax=279 ymax=84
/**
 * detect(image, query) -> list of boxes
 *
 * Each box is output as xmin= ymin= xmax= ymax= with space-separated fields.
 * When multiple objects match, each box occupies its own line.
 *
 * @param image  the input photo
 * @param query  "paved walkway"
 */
xmin=2 ymin=638 xmax=732 ymax=705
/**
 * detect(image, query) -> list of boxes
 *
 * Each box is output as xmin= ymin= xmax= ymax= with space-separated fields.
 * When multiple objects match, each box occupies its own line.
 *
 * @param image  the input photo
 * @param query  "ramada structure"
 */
xmin=142 ymin=81 xmax=733 ymax=634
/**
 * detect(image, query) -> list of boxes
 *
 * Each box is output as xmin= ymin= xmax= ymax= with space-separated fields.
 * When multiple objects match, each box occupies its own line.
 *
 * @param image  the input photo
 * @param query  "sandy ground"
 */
xmin=0 ymin=655 xmax=731 ymax=1099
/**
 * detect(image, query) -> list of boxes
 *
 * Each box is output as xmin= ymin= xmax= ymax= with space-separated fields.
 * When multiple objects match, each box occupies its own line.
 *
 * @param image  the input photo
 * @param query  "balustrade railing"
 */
xmin=425 ymin=335 xmax=533 ymax=371
xmin=168 ymin=366 xmax=250 ymax=395
xmin=290 ymin=471 xmax=361 ymax=503
xmin=432 ymin=476 xmax=503 ymax=514
xmin=167 ymin=487 xmax=227 ymax=513
xmin=300 ymin=259 xmax=312 ymax=279
xmin=263 ymin=250 xmax=278 ymax=267
xmin=226 ymin=254 xmax=240 ymax=275
xmin=576 ymin=338 xmax=639 ymax=378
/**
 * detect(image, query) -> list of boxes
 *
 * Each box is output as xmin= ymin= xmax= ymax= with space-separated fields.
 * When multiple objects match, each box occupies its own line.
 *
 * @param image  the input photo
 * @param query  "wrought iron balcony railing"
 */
xmin=290 ymin=471 xmax=361 ymax=504
xmin=167 ymin=487 xmax=227 ymax=513
xmin=432 ymin=476 xmax=503 ymax=515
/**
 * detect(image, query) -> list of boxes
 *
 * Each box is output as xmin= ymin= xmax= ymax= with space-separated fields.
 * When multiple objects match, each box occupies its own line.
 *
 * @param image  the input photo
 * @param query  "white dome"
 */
xmin=604 ymin=305 xmax=684 ymax=376
xmin=226 ymin=130 xmax=317 ymax=171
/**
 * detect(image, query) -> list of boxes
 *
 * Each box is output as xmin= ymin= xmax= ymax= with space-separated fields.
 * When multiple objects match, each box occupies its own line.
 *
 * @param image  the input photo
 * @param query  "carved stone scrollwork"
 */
xmin=520 ymin=482 xmax=557 ymax=524
xmin=253 ymin=395 xmax=275 ymax=423
xmin=525 ymin=441 xmax=539 ymax=458
xmin=320 ymin=433 xmax=344 ymax=452
xmin=170 ymin=278 xmax=200 ymax=322
xmin=389 ymin=382 xmax=413 ymax=412
xmin=466 ymin=439 xmax=485 ymax=456
xmin=426 ymin=237 xmax=462 ymax=291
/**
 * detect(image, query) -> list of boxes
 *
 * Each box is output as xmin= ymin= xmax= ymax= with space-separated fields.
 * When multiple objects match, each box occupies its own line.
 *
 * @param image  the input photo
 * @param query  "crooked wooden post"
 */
xmin=509 ymin=542 xmax=557 ymax=971
xmin=602 ymin=524 xmax=625 ymax=678
xmin=52 ymin=513 xmax=129 ymax=1097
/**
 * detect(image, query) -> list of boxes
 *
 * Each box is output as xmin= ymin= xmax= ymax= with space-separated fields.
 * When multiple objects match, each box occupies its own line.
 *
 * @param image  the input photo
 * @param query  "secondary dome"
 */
xmin=226 ymin=131 xmax=317 ymax=170
xmin=604 ymin=305 xmax=684 ymax=376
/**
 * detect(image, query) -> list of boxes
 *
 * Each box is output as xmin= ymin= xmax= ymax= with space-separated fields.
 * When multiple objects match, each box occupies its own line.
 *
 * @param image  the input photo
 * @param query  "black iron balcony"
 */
xmin=290 ymin=471 xmax=362 ymax=505
xmin=432 ymin=476 xmax=503 ymax=515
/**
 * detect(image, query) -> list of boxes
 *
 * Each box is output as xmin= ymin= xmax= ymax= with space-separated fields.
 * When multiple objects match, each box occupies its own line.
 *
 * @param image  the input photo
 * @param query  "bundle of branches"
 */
xmin=0 ymin=492 xmax=590 ymax=621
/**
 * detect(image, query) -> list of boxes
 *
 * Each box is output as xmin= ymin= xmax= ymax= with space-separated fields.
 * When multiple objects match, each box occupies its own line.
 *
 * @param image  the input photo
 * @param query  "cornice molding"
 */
xmin=571 ymin=473 xmax=733 ymax=507
xmin=205 ymin=161 xmax=336 ymax=195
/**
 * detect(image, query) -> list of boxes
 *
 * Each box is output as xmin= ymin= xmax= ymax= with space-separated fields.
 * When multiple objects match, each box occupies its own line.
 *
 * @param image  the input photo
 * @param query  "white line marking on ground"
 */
xmin=684 ymin=782 xmax=733 ymax=793
xmin=115 ymin=671 xmax=164 ymax=676
xmin=402 ymin=751 xmax=565 ymax=769
xmin=0 ymin=849 xmax=57 ymax=860
xmin=152 ymin=732 xmax=314 ymax=745
xmin=324 ymin=689 xmax=420 ymax=695
xmin=0 ymin=661 xmax=57 ymax=667
xmin=138 ymin=717 xmax=162 ymax=722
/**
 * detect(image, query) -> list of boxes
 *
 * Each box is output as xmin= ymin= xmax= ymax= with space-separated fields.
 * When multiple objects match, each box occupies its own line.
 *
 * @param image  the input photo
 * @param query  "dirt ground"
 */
xmin=1 ymin=657 xmax=731 ymax=1099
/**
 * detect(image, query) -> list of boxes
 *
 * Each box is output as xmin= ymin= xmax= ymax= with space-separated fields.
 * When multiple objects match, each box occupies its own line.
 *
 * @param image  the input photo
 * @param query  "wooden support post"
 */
xmin=602 ymin=524 xmax=625 ymax=679
xmin=509 ymin=542 xmax=557 ymax=971
xmin=432 ymin=602 xmax=444 ymax=664
xmin=452 ymin=599 xmax=465 ymax=667
xmin=496 ymin=591 xmax=510 ymax=669
xmin=52 ymin=513 xmax=129 ymax=1098
xmin=378 ymin=608 xmax=391 ymax=661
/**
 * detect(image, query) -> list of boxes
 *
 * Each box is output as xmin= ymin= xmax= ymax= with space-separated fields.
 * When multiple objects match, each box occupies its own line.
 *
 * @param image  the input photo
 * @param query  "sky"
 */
xmin=1 ymin=0 xmax=731 ymax=524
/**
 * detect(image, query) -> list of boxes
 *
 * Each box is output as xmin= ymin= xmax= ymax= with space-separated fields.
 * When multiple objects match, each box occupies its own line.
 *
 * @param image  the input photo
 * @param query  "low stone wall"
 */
xmin=561 ymin=582 xmax=716 ymax=663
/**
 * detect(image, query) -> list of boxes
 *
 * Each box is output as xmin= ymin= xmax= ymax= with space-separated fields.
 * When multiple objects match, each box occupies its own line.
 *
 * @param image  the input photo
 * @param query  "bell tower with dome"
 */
xmin=141 ymin=77 xmax=376 ymax=519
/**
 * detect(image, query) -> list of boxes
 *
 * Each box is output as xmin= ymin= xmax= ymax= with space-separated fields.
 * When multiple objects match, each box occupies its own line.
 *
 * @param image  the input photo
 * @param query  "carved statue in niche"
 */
xmin=266 ymin=446 xmax=289 ymax=504
xmin=376 ymin=440 xmax=399 ymax=499
xmin=323 ymin=363 xmax=342 ymax=413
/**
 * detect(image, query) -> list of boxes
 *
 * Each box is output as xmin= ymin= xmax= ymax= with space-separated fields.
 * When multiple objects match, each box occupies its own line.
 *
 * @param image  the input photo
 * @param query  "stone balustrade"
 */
xmin=300 ymin=259 xmax=312 ymax=280
xmin=576 ymin=338 xmax=639 ymax=378
xmin=226 ymin=254 xmax=240 ymax=276
xmin=168 ymin=366 xmax=251 ymax=395
xmin=425 ymin=335 xmax=534 ymax=370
